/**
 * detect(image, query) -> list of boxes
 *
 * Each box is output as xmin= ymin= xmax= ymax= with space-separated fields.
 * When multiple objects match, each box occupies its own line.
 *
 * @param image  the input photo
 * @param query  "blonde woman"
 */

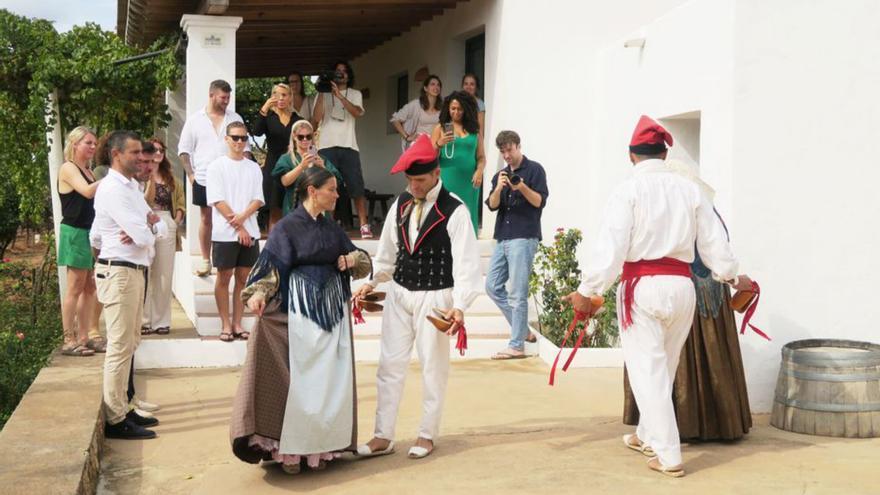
xmin=255 ymin=83 xmax=303 ymax=230
xmin=142 ymin=137 xmax=185 ymax=335
xmin=58 ymin=126 xmax=101 ymax=356
xmin=272 ymin=120 xmax=343 ymax=216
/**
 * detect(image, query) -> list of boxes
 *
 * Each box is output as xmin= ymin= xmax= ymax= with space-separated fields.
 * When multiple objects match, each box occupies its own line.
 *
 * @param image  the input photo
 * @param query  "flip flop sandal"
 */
xmin=623 ymin=434 xmax=655 ymax=456
xmin=62 ymin=344 xmax=96 ymax=357
xmin=141 ymin=326 xmax=156 ymax=335
xmin=233 ymin=330 xmax=250 ymax=340
xmin=154 ymin=327 xmax=170 ymax=335
xmin=219 ymin=332 xmax=235 ymax=342
xmin=647 ymin=457 xmax=685 ymax=478
xmin=86 ymin=337 xmax=107 ymax=353
xmin=491 ymin=350 xmax=527 ymax=360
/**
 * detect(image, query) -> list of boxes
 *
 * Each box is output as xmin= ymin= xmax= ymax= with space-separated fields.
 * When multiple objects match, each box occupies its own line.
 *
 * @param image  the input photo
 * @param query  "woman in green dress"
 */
xmin=272 ymin=120 xmax=343 ymax=217
xmin=431 ymin=91 xmax=486 ymax=233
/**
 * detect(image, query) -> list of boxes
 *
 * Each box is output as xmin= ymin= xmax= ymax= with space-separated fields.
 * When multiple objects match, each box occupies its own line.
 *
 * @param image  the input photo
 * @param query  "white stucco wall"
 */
xmin=353 ymin=0 xmax=501 ymax=234
xmin=729 ymin=0 xmax=880 ymax=411
xmin=352 ymin=0 xmax=880 ymax=413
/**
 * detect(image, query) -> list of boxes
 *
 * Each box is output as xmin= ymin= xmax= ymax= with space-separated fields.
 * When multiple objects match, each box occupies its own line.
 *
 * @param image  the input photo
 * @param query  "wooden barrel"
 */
xmin=770 ymin=339 xmax=880 ymax=438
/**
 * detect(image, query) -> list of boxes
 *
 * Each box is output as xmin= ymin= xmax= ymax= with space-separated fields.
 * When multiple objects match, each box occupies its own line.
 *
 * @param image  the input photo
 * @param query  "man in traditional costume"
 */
xmin=623 ymin=158 xmax=752 ymax=442
xmin=566 ymin=116 xmax=753 ymax=477
xmin=354 ymin=134 xmax=482 ymax=459
xmin=229 ymin=167 xmax=372 ymax=474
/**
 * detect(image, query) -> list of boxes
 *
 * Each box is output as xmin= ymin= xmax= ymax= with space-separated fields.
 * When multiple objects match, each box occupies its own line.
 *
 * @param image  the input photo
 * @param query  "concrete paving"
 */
xmin=99 ymin=360 xmax=880 ymax=495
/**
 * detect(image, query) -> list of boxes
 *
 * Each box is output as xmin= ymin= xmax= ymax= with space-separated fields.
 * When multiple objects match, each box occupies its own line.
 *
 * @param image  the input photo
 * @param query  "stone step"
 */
xmin=352 ymin=313 xmax=510 ymax=337
xmin=134 ymin=335 xmax=535 ymax=369
xmin=193 ymin=290 xmax=504 ymax=317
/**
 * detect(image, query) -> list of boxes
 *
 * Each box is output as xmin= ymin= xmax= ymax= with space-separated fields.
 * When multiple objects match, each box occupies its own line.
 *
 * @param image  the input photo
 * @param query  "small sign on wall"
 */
xmin=202 ymin=34 xmax=224 ymax=48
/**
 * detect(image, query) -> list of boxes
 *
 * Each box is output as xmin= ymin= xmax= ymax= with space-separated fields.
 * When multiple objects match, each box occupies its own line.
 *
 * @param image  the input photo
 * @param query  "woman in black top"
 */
xmin=58 ymin=126 xmax=101 ymax=356
xmin=254 ymin=83 xmax=303 ymax=231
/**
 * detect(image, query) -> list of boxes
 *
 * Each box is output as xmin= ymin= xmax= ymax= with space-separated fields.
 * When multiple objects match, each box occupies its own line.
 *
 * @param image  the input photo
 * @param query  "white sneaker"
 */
xmin=194 ymin=258 xmax=212 ymax=277
xmin=132 ymin=397 xmax=161 ymax=412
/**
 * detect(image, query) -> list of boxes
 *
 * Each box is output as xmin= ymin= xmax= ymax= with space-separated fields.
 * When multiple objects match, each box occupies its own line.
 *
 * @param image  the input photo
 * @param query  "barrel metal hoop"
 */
xmin=774 ymin=397 xmax=880 ymax=413
xmin=782 ymin=369 xmax=880 ymax=382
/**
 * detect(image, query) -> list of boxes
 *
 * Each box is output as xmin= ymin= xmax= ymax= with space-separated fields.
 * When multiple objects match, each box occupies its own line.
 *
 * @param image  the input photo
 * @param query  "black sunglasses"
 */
xmin=295 ymin=134 xmax=313 ymax=141
xmin=227 ymin=135 xmax=248 ymax=142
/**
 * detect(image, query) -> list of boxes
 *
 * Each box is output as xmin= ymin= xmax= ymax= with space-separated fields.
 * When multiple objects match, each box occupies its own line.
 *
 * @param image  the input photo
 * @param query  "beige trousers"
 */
xmin=143 ymin=211 xmax=177 ymax=329
xmin=96 ymin=263 xmax=145 ymax=425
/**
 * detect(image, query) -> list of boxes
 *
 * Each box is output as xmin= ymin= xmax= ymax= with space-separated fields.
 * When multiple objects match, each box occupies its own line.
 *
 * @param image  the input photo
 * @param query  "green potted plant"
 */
xmin=528 ymin=228 xmax=619 ymax=350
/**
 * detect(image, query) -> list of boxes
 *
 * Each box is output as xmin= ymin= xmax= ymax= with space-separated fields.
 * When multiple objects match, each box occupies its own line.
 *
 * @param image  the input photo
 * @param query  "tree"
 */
xmin=0 ymin=9 xmax=182 ymax=224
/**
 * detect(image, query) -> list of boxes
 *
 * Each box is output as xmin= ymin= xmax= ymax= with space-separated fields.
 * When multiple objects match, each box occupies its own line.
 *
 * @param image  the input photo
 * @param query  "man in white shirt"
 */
xmin=91 ymin=130 xmax=168 ymax=440
xmin=566 ymin=116 xmax=753 ymax=478
xmin=206 ymin=121 xmax=264 ymax=342
xmin=311 ymin=60 xmax=372 ymax=238
xmin=179 ymin=79 xmax=248 ymax=276
xmin=353 ymin=135 xmax=482 ymax=460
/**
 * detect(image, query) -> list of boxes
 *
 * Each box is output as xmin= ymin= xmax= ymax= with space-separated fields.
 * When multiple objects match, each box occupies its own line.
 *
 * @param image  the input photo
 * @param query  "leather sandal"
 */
xmin=356 ymin=440 xmax=395 ymax=457
xmin=647 ymin=457 xmax=685 ymax=478
xmin=623 ymin=434 xmax=655 ymax=457
xmin=219 ymin=331 xmax=234 ymax=342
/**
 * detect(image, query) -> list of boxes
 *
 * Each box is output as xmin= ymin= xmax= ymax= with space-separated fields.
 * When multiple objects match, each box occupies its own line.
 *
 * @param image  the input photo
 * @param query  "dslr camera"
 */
xmin=315 ymin=70 xmax=344 ymax=93
xmin=509 ymin=173 xmax=523 ymax=186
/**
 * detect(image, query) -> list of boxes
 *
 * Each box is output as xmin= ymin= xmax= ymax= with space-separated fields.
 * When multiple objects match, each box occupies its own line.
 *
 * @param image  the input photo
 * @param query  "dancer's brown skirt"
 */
xmin=229 ymin=300 xmax=358 ymax=463
xmin=623 ymin=287 xmax=752 ymax=441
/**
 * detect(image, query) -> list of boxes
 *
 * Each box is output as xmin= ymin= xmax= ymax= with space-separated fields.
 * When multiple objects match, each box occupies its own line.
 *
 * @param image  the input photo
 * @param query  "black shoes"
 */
xmin=105 ymin=418 xmax=157 ymax=440
xmin=126 ymin=410 xmax=159 ymax=427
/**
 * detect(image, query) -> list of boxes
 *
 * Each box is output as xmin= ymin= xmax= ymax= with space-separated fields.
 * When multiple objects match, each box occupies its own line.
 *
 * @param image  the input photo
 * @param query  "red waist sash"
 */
xmin=620 ymin=257 xmax=692 ymax=329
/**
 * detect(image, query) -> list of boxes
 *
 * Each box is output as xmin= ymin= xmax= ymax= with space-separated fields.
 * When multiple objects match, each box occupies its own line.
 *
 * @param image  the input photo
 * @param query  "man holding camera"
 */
xmin=311 ymin=60 xmax=372 ymax=238
xmin=485 ymin=131 xmax=549 ymax=360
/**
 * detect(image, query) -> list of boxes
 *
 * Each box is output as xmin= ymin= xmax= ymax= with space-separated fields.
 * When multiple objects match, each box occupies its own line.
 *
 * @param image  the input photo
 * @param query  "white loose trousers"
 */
xmin=373 ymin=281 xmax=453 ymax=441
xmin=619 ymin=275 xmax=696 ymax=467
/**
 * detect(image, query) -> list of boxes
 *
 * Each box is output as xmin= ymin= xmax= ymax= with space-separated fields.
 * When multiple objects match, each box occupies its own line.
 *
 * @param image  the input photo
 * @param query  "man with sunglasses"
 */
xmin=205 ymin=122 xmax=264 ymax=342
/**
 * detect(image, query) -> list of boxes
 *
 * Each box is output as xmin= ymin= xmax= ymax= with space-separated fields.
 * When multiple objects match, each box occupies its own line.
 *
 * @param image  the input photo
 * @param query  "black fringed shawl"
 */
xmin=692 ymin=207 xmax=731 ymax=319
xmin=246 ymin=206 xmax=364 ymax=331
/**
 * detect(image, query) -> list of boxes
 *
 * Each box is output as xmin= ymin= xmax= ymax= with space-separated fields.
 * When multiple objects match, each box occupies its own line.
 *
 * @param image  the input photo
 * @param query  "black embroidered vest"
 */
xmin=393 ymin=187 xmax=460 ymax=291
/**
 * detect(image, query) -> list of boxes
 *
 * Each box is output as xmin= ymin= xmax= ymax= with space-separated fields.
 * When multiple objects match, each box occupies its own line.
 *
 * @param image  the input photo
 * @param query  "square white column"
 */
xmin=179 ymin=14 xmax=243 ymax=255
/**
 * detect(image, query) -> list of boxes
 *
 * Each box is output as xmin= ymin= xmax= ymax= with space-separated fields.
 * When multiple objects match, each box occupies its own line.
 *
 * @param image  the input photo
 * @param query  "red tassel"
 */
xmin=455 ymin=325 xmax=467 ymax=356
xmin=739 ymin=281 xmax=770 ymax=340
xmin=549 ymin=311 xmax=588 ymax=386
xmin=352 ymin=304 xmax=366 ymax=325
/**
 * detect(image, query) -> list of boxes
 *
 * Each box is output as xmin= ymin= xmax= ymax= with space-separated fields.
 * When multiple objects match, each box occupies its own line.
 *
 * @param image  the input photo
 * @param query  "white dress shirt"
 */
xmin=90 ymin=169 xmax=168 ymax=266
xmin=178 ymin=107 xmax=249 ymax=185
xmin=578 ymin=159 xmax=738 ymax=296
xmin=371 ymin=179 xmax=482 ymax=311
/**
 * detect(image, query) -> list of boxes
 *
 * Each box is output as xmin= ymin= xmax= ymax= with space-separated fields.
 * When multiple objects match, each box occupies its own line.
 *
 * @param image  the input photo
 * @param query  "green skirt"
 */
xmin=57 ymin=223 xmax=95 ymax=270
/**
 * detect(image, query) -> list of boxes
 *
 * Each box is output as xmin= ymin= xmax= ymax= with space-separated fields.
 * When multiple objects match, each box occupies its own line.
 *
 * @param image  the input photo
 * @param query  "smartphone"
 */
xmin=308 ymin=144 xmax=318 ymax=156
xmin=443 ymin=122 xmax=454 ymax=135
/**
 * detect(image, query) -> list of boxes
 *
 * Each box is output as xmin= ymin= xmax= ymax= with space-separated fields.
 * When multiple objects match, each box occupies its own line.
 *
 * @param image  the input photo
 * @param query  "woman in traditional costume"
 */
xmin=229 ymin=167 xmax=371 ymax=474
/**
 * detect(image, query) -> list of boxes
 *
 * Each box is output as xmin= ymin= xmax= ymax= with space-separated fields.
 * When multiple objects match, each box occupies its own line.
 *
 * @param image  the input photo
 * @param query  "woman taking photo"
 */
xmin=390 ymin=74 xmax=442 ymax=150
xmin=58 ymin=126 xmax=100 ymax=356
xmin=142 ymin=137 xmax=185 ymax=335
xmin=272 ymin=120 xmax=343 ymax=216
xmin=254 ymin=82 xmax=302 ymax=231
xmin=287 ymin=71 xmax=312 ymax=121
xmin=431 ymin=91 xmax=486 ymax=233
xmin=230 ymin=167 xmax=371 ymax=474
xmin=461 ymin=73 xmax=486 ymax=137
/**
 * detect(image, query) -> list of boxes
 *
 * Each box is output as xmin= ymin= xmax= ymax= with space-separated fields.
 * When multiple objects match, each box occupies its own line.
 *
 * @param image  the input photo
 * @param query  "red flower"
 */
xmin=15 ymin=332 xmax=24 ymax=341
xmin=556 ymin=228 xmax=565 ymax=233
xmin=1 ymin=258 xmax=9 ymax=263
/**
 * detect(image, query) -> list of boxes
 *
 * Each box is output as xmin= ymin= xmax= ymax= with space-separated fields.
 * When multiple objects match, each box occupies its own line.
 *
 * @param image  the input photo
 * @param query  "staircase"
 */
xmin=135 ymin=238 xmax=536 ymax=369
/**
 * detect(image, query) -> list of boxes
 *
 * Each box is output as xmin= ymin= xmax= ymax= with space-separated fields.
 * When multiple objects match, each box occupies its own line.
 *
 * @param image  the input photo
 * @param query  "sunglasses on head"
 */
xmin=295 ymin=134 xmax=313 ymax=141
xmin=227 ymin=135 xmax=248 ymax=142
